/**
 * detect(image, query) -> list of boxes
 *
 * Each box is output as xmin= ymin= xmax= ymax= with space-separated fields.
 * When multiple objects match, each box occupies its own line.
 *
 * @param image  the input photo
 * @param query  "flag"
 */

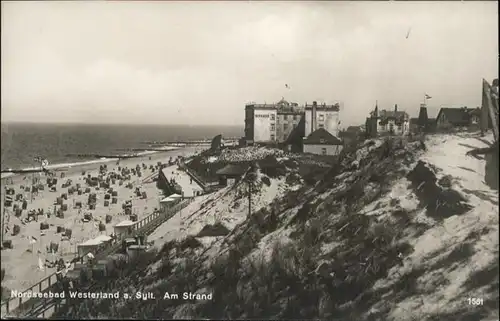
xmin=38 ymin=256 xmax=44 ymax=271
xmin=425 ymin=94 xmax=432 ymax=99
xmin=285 ymin=84 xmax=290 ymax=89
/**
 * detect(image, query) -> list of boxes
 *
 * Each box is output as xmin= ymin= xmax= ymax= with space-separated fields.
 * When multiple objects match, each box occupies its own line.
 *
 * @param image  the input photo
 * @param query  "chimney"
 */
xmin=374 ymin=101 xmax=379 ymax=118
xmin=312 ymin=101 xmax=317 ymax=132
xmin=394 ymin=104 xmax=398 ymax=112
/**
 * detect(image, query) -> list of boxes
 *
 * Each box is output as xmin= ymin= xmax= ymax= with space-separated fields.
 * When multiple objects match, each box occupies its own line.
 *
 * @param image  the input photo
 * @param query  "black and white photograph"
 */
xmin=0 ymin=1 xmax=498 ymax=320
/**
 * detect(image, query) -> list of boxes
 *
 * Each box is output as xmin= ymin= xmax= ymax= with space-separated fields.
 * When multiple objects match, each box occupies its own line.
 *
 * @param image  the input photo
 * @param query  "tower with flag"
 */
xmin=424 ymin=94 xmax=432 ymax=107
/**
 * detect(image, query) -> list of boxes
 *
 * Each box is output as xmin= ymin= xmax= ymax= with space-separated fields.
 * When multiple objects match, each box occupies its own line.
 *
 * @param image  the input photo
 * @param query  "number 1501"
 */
xmin=467 ymin=298 xmax=484 ymax=306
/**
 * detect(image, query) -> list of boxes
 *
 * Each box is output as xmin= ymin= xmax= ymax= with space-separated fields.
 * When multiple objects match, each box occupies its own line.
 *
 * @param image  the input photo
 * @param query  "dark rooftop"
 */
xmin=437 ymin=107 xmax=479 ymax=126
xmin=304 ymin=128 xmax=343 ymax=145
xmin=215 ymin=163 xmax=249 ymax=176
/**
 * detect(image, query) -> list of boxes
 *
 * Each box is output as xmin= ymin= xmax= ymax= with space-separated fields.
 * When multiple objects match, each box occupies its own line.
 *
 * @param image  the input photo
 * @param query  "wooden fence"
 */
xmin=0 ymin=198 xmax=193 ymax=318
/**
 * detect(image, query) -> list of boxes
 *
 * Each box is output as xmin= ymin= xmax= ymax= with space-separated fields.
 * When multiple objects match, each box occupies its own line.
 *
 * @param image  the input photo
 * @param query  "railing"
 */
xmin=0 ymin=198 xmax=193 ymax=318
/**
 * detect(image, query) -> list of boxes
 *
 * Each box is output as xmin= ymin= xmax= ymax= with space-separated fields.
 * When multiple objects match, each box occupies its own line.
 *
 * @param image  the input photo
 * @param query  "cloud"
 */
xmin=1 ymin=1 xmax=498 ymax=125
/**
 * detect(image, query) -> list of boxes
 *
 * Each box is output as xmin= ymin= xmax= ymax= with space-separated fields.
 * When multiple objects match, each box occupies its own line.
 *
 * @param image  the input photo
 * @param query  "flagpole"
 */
xmin=424 ymin=94 xmax=426 ymax=107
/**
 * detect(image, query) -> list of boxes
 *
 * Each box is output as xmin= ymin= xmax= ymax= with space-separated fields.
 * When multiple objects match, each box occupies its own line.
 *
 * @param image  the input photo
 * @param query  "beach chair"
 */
xmin=12 ymin=225 xmax=20 ymax=236
xmin=64 ymin=229 xmax=73 ymax=239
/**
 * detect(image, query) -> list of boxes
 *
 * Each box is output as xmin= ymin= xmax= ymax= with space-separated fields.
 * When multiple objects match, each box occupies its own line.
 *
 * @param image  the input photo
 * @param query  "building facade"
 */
xmin=366 ymin=103 xmax=410 ymax=137
xmin=275 ymin=99 xmax=303 ymax=142
xmin=304 ymin=101 xmax=341 ymax=138
xmin=436 ymin=107 xmax=481 ymax=130
xmin=245 ymin=99 xmax=341 ymax=144
xmin=244 ymin=104 xmax=278 ymax=144
xmin=377 ymin=105 xmax=410 ymax=135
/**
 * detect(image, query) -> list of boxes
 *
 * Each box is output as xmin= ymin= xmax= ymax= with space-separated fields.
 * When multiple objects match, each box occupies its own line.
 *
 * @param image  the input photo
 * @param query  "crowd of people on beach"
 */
xmin=218 ymin=146 xmax=288 ymax=163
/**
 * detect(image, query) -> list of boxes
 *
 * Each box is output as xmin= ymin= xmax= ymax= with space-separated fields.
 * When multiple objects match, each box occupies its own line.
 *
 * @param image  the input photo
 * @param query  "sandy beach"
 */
xmin=0 ymin=146 xmax=204 ymax=294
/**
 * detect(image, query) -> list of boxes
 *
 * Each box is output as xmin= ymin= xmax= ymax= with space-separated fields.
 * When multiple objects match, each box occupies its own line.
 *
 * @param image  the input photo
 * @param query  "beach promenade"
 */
xmin=0 ymin=146 xmax=205 ymax=309
xmin=160 ymin=165 xmax=204 ymax=198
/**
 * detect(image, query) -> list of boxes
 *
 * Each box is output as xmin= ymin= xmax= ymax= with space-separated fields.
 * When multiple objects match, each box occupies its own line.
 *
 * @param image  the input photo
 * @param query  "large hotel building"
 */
xmin=244 ymin=98 xmax=341 ymax=144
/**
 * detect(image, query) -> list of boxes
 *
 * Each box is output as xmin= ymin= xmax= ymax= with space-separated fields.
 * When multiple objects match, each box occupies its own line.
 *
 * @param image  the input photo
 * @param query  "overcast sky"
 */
xmin=1 ymin=1 xmax=498 ymax=126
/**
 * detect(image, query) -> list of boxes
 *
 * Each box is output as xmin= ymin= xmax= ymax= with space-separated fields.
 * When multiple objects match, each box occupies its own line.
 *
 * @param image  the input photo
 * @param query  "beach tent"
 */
xmin=114 ymin=220 xmax=136 ymax=236
xmin=160 ymin=196 xmax=177 ymax=212
xmin=77 ymin=235 xmax=110 ymax=257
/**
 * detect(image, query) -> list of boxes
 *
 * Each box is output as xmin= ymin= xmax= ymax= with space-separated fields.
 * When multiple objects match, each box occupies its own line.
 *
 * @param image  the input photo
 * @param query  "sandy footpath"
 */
xmin=0 ymin=146 xmax=203 ymax=293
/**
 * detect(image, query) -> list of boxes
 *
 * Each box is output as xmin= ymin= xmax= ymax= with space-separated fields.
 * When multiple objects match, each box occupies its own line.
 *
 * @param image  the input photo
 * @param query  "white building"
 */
xmin=304 ymin=101 xmax=341 ymax=138
xmin=113 ymin=220 xmax=136 ymax=237
xmin=303 ymin=128 xmax=344 ymax=156
xmin=244 ymin=103 xmax=278 ymax=143
xmin=376 ymin=105 xmax=410 ymax=135
xmin=245 ymin=99 xmax=342 ymax=145
xmin=77 ymin=235 xmax=112 ymax=257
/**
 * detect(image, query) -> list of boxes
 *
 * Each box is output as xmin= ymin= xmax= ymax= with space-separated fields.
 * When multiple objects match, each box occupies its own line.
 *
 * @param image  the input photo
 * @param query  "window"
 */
xmin=270 ymin=134 xmax=275 ymax=141
xmin=270 ymin=114 xmax=275 ymax=120
xmin=321 ymin=148 xmax=327 ymax=155
xmin=270 ymin=124 xmax=275 ymax=131
xmin=320 ymin=138 xmax=325 ymax=143
xmin=293 ymin=114 xmax=297 ymax=120
xmin=318 ymin=114 xmax=325 ymax=121
xmin=283 ymin=124 xmax=288 ymax=131
xmin=284 ymin=114 xmax=288 ymax=120
xmin=318 ymin=123 xmax=324 ymax=128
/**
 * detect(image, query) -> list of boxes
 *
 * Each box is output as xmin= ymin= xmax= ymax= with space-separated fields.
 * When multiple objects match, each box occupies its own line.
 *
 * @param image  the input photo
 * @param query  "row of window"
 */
xmin=269 ymin=114 xmax=301 ymax=121
xmin=262 ymin=113 xmax=325 ymax=122
xmin=270 ymin=123 xmax=300 ymax=131
xmin=379 ymin=124 xmax=404 ymax=130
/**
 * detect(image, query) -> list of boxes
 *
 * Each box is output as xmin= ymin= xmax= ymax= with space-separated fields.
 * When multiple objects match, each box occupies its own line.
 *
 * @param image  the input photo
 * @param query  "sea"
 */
xmin=0 ymin=122 xmax=242 ymax=170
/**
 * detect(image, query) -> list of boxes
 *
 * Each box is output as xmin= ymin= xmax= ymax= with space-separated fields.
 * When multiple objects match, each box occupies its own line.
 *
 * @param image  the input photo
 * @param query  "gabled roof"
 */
xmin=215 ymin=163 xmax=249 ymax=176
xmin=437 ymin=107 xmax=476 ymax=126
xmin=78 ymin=235 xmax=111 ymax=247
xmin=378 ymin=110 xmax=409 ymax=121
xmin=114 ymin=220 xmax=135 ymax=227
xmin=303 ymin=128 xmax=343 ymax=145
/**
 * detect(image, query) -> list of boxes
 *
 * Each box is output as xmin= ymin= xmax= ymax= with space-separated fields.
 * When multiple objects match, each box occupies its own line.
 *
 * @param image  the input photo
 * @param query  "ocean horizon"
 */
xmin=1 ymin=122 xmax=243 ymax=170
